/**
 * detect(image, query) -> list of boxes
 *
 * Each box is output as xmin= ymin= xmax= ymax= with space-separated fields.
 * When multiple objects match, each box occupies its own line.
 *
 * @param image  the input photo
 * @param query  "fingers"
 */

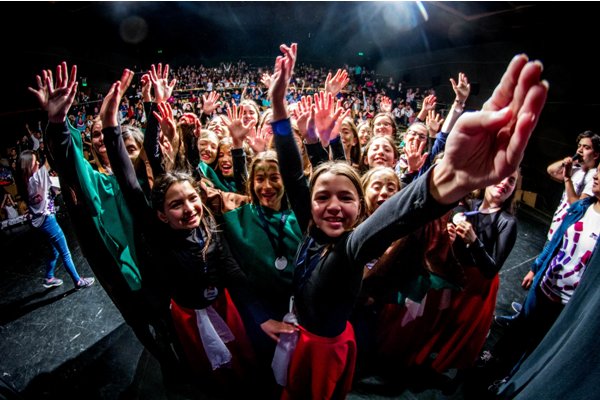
xmin=68 ymin=64 xmax=77 ymax=89
xmin=340 ymin=108 xmax=351 ymax=121
xmin=149 ymin=64 xmax=158 ymax=82
xmin=510 ymin=60 xmax=544 ymax=118
xmin=225 ymin=103 xmax=234 ymax=123
xmin=67 ymin=81 xmax=78 ymax=106
xmin=450 ymin=78 xmax=457 ymax=91
xmin=331 ymin=105 xmax=343 ymax=123
xmin=118 ymin=69 xmax=134 ymax=97
xmin=505 ymin=81 xmax=548 ymax=169
xmin=45 ymin=69 xmax=53 ymax=89
xmin=482 ymin=54 xmax=529 ymax=111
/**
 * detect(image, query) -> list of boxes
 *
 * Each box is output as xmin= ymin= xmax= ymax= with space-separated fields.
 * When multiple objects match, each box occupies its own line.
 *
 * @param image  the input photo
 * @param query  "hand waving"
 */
xmin=379 ymin=96 xmax=392 ymax=113
xmin=324 ymin=69 xmax=349 ymax=97
xmin=29 ymin=62 xmax=78 ymax=124
xmin=149 ymin=63 xmax=177 ymax=104
xmin=450 ymin=72 xmax=470 ymax=104
xmin=202 ymin=91 xmax=221 ymax=115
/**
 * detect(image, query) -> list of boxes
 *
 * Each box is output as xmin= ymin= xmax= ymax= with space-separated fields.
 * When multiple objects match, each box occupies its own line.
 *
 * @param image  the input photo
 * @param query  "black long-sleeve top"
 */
xmin=272 ymin=118 xmax=453 ymax=337
xmin=102 ymin=124 xmax=267 ymax=322
xmin=304 ymin=137 xmax=345 ymax=170
xmin=452 ymin=199 xmax=517 ymax=279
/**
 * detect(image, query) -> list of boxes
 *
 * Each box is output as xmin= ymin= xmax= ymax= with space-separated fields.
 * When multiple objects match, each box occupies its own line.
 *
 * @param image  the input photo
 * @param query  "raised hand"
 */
xmin=431 ymin=55 xmax=548 ymax=205
xmin=178 ymin=112 xmax=202 ymax=137
xmin=270 ymin=43 xmax=297 ymax=121
xmin=422 ymin=94 xmax=437 ymax=112
xmin=248 ymin=127 xmax=269 ymax=153
xmin=225 ymin=103 xmax=253 ymax=148
xmin=313 ymin=91 xmax=343 ymax=146
xmin=331 ymin=103 xmax=352 ymax=143
xmin=152 ymin=102 xmax=179 ymax=166
xmin=140 ymin=73 xmax=152 ymax=102
xmin=296 ymin=95 xmax=318 ymax=144
xmin=202 ymin=91 xmax=221 ymax=115
xmin=379 ymin=96 xmax=392 ymax=113
xmin=100 ymin=80 xmax=122 ymax=129
xmin=426 ymin=110 xmax=444 ymax=136
xmin=324 ymin=69 xmax=349 ymax=97
xmin=404 ymin=138 xmax=427 ymax=173
xmin=29 ymin=62 xmax=78 ymax=124
xmin=149 ymin=63 xmax=177 ymax=104
xmin=260 ymin=72 xmax=273 ymax=90
xmin=28 ymin=68 xmax=54 ymax=112
xmin=99 ymin=69 xmax=134 ymax=128
xmin=416 ymin=94 xmax=437 ymax=121
xmin=450 ymin=72 xmax=470 ymax=105
xmin=153 ymin=102 xmax=177 ymax=143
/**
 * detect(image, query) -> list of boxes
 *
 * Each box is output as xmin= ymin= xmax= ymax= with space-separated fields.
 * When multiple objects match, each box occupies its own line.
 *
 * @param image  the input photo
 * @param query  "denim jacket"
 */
xmin=531 ymin=196 xmax=598 ymax=290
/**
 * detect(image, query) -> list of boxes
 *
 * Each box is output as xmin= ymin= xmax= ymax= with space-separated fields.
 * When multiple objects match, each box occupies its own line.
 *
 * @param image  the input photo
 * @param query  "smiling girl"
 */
xmin=99 ymin=76 xmax=292 ymax=389
xmin=268 ymin=43 xmax=547 ymax=400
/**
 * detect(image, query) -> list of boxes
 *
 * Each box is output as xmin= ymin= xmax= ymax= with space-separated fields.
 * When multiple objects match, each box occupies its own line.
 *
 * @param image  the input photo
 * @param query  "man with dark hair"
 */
xmin=545 ymin=130 xmax=600 ymax=240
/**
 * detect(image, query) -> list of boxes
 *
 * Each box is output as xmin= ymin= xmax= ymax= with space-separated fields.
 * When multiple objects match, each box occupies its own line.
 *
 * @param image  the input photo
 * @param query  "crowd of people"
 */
xmin=6 ymin=42 xmax=599 ymax=400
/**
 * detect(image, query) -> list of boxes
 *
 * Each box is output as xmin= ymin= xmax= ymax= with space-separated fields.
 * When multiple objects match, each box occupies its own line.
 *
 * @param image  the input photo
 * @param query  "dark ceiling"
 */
xmin=1 ymin=1 xmax=597 ymax=143
xmin=6 ymin=2 xmax=547 ymax=67
xmin=3 ymin=2 xmax=581 ymax=71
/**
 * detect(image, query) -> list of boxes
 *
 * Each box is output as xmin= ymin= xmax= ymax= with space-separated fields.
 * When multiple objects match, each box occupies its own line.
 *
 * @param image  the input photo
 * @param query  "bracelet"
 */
xmin=454 ymin=99 xmax=466 ymax=108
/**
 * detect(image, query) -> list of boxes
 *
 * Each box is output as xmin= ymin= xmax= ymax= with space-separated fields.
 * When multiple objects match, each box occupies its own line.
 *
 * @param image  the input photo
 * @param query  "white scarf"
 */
xmin=195 ymin=306 xmax=235 ymax=370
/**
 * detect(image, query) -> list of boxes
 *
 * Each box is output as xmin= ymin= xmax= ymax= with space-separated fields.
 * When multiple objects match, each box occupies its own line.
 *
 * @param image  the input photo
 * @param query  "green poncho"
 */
xmin=222 ymin=203 xmax=302 ymax=315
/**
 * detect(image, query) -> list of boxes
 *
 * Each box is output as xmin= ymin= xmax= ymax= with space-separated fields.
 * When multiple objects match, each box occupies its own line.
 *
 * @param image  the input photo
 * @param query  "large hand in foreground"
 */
xmin=431 ymin=55 xmax=548 ymax=205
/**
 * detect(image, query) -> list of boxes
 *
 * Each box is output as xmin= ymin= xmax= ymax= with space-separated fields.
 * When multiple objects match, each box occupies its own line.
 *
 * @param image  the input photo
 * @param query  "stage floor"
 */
xmin=0 ymin=203 xmax=549 ymax=400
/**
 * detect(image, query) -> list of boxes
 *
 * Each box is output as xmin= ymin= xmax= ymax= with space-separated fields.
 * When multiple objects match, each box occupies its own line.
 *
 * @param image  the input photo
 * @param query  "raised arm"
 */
xmin=270 ymin=43 xmax=312 ymax=232
xmin=141 ymin=73 xmax=162 ymax=174
xmin=441 ymin=72 xmax=471 ymax=134
xmin=28 ymin=62 xmax=78 ymax=177
xmin=101 ymin=76 xmax=153 ymax=221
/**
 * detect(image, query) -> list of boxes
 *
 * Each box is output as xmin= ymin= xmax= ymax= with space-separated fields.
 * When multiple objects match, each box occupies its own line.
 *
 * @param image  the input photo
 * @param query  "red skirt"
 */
xmin=170 ymin=289 xmax=256 ymax=380
xmin=282 ymin=321 xmax=357 ymax=400
xmin=428 ymin=266 xmax=498 ymax=372
xmin=376 ymin=287 xmax=453 ymax=367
